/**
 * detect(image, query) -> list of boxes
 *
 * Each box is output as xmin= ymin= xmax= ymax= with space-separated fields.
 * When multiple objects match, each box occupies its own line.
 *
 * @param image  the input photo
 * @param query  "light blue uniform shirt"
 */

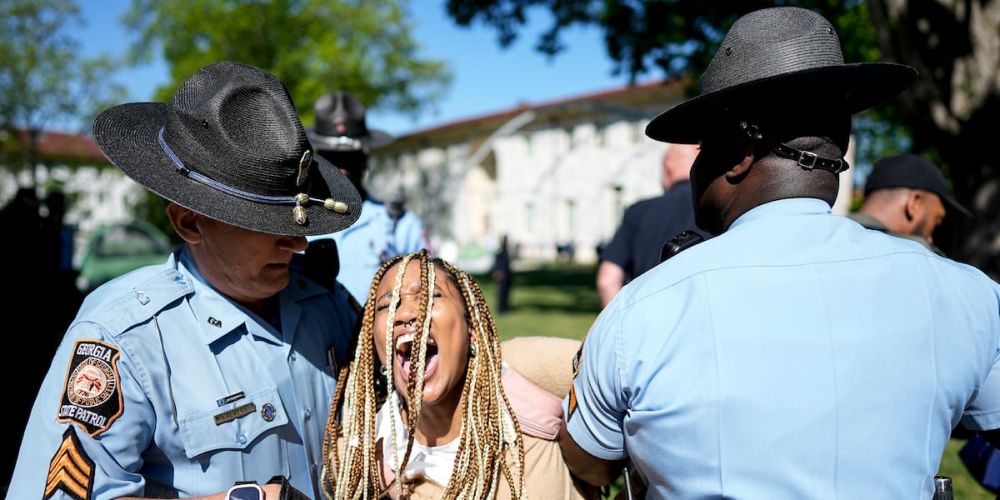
xmin=9 ymin=248 xmax=356 ymax=499
xmin=308 ymin=196 xmax=424 ymax=302
xmin=566 ymin=198 xmax=1000 ymax=499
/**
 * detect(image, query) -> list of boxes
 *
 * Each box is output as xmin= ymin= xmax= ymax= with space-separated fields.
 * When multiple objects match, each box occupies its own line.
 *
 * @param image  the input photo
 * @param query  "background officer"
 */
xmin=559 ymin=8 xmax=1000 ymax=498
xmin=597 ymin=143 xmax=706 ymax=306
xmin=8 ymin=61 xmax=362 ymax=500
xmin=307 ymin=91 xmax=426 ymax=303
xmin=851 ymin=153 xmax=970 ymax=254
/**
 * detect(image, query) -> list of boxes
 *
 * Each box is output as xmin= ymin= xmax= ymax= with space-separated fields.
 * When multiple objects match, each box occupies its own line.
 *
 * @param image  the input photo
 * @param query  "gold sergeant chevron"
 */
xmin=44 ymin=427 xmax=94 ymax=500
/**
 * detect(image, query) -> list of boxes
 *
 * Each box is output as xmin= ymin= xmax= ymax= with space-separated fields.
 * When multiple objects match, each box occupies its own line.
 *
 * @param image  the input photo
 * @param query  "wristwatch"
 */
xmin=225 ymin=482 xmax=264 ymax=500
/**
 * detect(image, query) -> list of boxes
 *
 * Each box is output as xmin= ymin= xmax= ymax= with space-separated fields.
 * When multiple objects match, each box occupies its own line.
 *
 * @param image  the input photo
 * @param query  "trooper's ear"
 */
xmin=166 ymin=203 xmax=202 ymax=244
xmin=903 ymin=190 xmax=925 ymax=223
xmin=724 ymin=145 xmax=755 ymax=183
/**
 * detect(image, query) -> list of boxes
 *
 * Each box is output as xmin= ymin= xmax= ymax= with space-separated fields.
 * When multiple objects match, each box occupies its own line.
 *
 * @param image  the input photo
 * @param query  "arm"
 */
xmin=599 ymin=205 xmax=637 ymax=307
xmin=558 ymin=419 xmax=625 ymax=486
xmin=8 ymin=325 xmax=156 ymax=499
xmin=559 ymin=304 xmax=630 ymax=487
xmin=597 ymin=261 xmax=625 ymax=307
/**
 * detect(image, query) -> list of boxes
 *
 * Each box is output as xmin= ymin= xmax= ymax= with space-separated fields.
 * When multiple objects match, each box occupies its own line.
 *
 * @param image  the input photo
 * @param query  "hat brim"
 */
xmin=307 ymin=128 xmax=394 ymax=152
xmin=942 ymin=193 xmax=972 ymax=218
xmin=93 ymin=103 xmax=362 ymax=237
xmin=646 ymin=63 xmax=917 ymax=144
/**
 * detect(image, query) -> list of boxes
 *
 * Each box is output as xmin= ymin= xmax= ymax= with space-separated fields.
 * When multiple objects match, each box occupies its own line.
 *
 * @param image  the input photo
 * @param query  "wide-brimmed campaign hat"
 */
xmin=93 ymin=61 xmax=361 ymax=237
xmin=866 ymin=154 xmax=971 ymax=217
xmin=307 ymin=91 xmax=393 ymax=152
xmin=646 ymin=7 xmax=917 ymax=144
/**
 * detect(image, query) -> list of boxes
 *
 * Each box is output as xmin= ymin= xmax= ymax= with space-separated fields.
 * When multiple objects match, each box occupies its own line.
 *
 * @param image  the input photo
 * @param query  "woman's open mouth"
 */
xmin=394 ymin=332 xmax=439 ymax=383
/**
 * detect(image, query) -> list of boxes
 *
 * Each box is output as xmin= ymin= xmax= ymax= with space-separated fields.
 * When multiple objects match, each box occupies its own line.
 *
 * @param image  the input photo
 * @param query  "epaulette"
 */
xmin=74 ymin=265 xmax=194 ymax=337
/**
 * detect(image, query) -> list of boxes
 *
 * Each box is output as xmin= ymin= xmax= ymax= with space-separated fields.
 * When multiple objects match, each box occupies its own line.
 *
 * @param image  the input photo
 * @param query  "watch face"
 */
xmin=227 ymin=484 xmax=263 ymax=500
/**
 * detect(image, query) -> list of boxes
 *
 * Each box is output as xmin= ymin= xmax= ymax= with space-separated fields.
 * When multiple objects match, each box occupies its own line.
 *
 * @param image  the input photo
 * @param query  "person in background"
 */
xmin=559 ymin=7 xmax=1000 ymax=498
xmin=597 ymin=144 xmax=708 ymax=306
xmin=492 ymin=234 xmax=513 ymax=313
xmin=850 ymin=153 xmax=969 ymax=255
xmin=307 ymin=91 xmax=426 ymax=303
xmin=8 ymin=61 xmax=362 ymax=500
xmin=1 ymin=187 xmax=44 ymax=491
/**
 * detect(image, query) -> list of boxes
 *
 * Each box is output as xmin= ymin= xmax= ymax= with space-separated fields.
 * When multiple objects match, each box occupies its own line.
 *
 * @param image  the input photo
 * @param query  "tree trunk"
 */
xmin=868 ymin=0 xmax=1000 ymax=277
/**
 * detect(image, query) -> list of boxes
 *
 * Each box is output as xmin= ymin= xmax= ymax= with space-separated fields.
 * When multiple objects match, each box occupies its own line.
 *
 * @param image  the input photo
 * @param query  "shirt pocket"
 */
xmin=178 ymin=386 xmax=289 ymax=459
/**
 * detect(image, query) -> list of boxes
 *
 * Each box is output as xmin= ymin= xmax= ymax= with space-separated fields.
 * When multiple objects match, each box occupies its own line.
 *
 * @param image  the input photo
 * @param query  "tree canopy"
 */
xmin=446 ymin=0 xmax=1000 ymax=275
xmin=124 ymin=0 xmax=452 ymax=122
xmin=0 ymin=0 xmax=125 ymax=175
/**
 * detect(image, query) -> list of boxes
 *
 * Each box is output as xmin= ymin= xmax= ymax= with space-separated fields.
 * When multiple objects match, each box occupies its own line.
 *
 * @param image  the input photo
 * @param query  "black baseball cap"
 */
xmin=865 ymin=154 xmax=970 ymax=217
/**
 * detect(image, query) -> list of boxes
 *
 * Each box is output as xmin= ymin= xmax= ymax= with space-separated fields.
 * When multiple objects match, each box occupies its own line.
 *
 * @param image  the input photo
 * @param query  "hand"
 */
xmin=261 ymin=484 xmax=282 ymax=499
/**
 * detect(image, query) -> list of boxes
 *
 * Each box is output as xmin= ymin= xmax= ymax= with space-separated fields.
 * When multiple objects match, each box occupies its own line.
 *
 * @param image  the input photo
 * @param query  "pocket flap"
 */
xmin=178 ymin=387 xmax=288 ymax=459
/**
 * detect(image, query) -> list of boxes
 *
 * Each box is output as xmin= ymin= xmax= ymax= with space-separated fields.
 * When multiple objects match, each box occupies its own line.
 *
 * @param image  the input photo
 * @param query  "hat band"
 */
xmin=157 ymin=128 xmax=349 ymax=225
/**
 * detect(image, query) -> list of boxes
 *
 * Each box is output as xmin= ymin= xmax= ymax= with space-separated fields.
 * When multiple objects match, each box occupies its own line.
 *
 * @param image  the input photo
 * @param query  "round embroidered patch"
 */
xmin=68 ymin=358 xmax=117 ymax=408
xmin=58 ymin=339 xmax=124 ymax=437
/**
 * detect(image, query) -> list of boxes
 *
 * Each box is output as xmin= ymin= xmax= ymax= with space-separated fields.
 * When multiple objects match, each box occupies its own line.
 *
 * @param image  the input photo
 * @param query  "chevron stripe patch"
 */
xmin=44 ymin=427 xmax=94 ymax=500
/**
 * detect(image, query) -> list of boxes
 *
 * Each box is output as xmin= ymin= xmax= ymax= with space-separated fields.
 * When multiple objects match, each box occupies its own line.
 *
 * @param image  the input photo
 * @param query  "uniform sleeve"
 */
xmin=8 ymin=321 xmax=156 ymax=500
xmin=397 ymin=211 xmax=426 ymax=253
xmin=601 ymin=205 xmax=638 ymax=271
xmin=562 ymin=301 xmax=628 ymax=460
xmin=962 ymin=282 xmax=1000 ymax=431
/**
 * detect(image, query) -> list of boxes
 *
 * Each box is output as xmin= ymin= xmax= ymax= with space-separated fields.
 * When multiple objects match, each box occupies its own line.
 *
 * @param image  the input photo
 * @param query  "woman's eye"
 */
xmin=375 ymin=302 xmax=389 ymax=312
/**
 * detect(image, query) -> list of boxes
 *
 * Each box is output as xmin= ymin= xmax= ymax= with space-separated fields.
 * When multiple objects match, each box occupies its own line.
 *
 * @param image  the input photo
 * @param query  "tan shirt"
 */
xmin=395 ymin=434 xmax=590 ymax=499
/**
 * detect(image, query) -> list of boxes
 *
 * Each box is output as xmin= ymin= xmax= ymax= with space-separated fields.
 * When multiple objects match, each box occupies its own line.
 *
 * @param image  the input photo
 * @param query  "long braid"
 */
xmin=326 ymin=253 xmax=526 ymax=499
xmin=325 ymin=253 xmax=407 ymax=500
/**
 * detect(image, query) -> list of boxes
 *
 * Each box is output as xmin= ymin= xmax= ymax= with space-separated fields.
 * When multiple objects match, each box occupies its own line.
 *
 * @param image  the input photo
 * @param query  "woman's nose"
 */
xmin=393 ymin=297 xmax=419 ymax=327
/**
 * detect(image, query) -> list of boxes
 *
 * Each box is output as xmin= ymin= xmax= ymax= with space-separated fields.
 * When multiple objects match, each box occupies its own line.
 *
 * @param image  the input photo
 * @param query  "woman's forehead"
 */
xmin=376 ymin=260 xmax=457 ymax=295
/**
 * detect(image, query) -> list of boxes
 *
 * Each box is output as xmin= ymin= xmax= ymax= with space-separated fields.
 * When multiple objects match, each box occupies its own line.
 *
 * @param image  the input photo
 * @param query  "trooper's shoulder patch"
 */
xmin=57 ymin=339 xmax=124 ymax=437
xmin=45 ymin=427 xmax=94 ymax=500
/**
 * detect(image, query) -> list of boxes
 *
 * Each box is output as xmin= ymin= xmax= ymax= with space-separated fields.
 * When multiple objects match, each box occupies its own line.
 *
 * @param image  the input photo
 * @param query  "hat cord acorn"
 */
xmin=738 ymin=121 xmax=849 ymax=174
xmin=157 ymin=127 xmax=350 ymax=225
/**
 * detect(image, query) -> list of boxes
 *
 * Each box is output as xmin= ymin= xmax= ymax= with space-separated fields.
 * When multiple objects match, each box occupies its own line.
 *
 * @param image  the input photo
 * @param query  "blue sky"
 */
xmin=72 ymin=0 xmax=647 ymax=136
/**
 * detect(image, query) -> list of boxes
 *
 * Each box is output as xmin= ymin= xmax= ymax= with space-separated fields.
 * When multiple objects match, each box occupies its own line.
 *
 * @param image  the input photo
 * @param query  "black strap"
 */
xmin=771 ymin=142 xmax=848 ymax=173
xmin=739 ymin=121 xmax=849 ymax=174
xmin=266 ymin=476 xmax=311 ymax=500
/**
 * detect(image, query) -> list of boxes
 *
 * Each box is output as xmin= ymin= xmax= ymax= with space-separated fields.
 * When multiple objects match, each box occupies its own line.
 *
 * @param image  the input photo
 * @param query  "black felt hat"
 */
xmin=646 ymin=7 xmax=917 ymax=144
xmin=92 ymin=61 xmax=361 ymax=236
xmin=308 ymin=91 xmax=393 ymax=152
xmin=866 ymin=154 xmax=971 ymax=217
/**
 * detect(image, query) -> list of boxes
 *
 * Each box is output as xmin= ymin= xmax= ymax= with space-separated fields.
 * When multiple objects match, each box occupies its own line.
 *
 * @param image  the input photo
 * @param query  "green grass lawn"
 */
xmin=473 ymin=264 xmax=994 ymax=498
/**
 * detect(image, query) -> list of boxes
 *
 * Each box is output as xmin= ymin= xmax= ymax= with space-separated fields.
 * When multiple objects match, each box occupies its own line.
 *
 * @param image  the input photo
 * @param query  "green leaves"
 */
xmin=123 ymin=0 xmax=451 ymax=120
xmin=0 ymin=0 xmax=126 ymax=171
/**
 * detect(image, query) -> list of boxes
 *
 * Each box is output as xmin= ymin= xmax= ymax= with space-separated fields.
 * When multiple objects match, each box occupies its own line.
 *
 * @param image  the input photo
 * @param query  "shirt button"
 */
xmin=237 ymin=432 xmax=248 ymax=445
xmin=304 ymin=408 xmax=312 ymax=420
xmin=290 ymin=352 xmax=298 ymax=361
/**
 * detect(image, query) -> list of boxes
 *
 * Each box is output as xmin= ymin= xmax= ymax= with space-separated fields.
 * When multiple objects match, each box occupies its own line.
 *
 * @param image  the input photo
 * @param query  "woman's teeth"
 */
xmin=396 ymin=333 xmax=414 ymax=349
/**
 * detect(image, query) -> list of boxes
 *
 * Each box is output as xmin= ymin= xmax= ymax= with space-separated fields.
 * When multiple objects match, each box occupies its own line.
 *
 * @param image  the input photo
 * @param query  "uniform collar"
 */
xmin=177 ymin=248 xmax=330 ymax=345
xmin=848 ymin=212 xmax=889 ymax=231
xmin=177 ymin=248 xmax=250 ymax=344
xmin=728 ymin=197 xmax=832 ymax=231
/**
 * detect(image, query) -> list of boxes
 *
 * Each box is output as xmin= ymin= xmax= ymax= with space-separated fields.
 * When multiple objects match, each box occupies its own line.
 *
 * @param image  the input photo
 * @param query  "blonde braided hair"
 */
xmin=322 ymin=251 xmax=525 ymax=499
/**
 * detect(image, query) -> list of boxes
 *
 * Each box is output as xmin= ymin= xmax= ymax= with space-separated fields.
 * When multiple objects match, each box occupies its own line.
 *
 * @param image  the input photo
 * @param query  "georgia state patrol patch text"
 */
xmin=57 ymin=340 xmax=124 ymax=437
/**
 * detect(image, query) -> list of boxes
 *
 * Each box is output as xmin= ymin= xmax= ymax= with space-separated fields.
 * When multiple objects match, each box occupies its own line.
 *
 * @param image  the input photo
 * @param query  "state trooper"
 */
xmin=559 ymin=7 xmax=1000 ymax=498
xmin=9 ymin=62 xmax=362 ymax=500
xmin=307 ymin=91 xmax=426 ymax=303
